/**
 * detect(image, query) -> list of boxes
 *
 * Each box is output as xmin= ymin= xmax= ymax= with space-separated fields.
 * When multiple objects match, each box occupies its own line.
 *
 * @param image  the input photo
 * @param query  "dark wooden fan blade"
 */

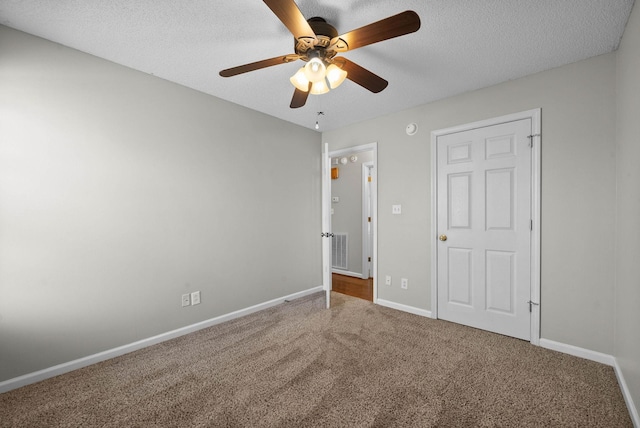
xmin=290 ymin=83 xmax=311 ymax=108
xmin=219 ymin=54 xmax=299 ymax=77
xmin=263 ymin=0 xmax=316 ymax=41
xmin=334 ymin=10 xmax=420 ymax=52
xmin=335 ymin=58 xmax=388 ymax=93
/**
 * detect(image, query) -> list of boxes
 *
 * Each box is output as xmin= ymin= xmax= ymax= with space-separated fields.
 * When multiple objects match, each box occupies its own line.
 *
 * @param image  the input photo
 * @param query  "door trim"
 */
xmin=430 ymin=109 xmax=541 ymax=345
xmin=327 ymin=143 xmax=378 ymax=303
xmin=362 ymin=161 xmax=374 ymax=279
xmin=322 ymin=143 xmax=332 ymax=308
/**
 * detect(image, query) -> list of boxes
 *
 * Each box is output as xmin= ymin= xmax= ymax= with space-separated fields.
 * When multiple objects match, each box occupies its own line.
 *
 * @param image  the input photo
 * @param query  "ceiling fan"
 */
xmin=219 ymin=0 xmax=421 ymax=108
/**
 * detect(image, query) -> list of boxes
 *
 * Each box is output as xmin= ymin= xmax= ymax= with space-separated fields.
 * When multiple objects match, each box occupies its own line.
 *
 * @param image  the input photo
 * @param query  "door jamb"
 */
xmin=430 ymin=109 xmax=541 ymax=345
xmin=362 ymin=161 xmax=374 ymax=279
xmin=322 ymin=143 xmax=332 ymax=308
xmin=328 ymin=143 xmax=378 ymax=303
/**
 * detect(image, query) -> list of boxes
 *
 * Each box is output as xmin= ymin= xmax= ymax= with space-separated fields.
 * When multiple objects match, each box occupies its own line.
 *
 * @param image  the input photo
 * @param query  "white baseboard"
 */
xmin=613 ymin=359 xmax=640 ymax=428
xmin=0 ymin=286 xmax=323 ymax=394
xmin=376 ymin=298 xmax=433 ymax=318
xmin=540 ymin=338 xmax=638 ymax=426
xmin=539 ymin=338 xmax=616 ymax=366
xmin=331 ymin=269 xmax=365 ymax=279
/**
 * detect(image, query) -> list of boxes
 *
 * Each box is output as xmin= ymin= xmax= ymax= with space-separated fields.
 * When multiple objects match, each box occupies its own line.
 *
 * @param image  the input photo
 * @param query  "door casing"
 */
xmin=322 ymin=143 xmax=332 ymax=308
xmin=430 ymin=109 xmax=541 ymax=345
xmin=362 ymin=162 xmax=374 ymax=279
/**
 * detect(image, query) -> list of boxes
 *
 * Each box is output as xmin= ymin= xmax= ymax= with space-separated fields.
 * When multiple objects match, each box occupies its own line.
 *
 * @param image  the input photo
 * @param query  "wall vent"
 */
xmin=332 ymin=234 xmax=348 ymax=270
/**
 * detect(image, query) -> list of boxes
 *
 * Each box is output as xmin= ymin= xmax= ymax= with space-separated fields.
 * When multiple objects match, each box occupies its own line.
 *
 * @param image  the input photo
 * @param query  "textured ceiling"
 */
xmin=0 ymin=0 xmax=635 ymax=131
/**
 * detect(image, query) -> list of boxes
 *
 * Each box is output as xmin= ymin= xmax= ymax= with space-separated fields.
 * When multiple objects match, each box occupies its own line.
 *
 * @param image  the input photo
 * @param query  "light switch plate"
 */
xmin=191 ymin=291 xmax=201 ymax=305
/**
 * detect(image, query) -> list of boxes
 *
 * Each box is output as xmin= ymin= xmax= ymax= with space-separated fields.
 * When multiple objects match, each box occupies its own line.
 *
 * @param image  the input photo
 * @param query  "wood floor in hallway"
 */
xmin=332 ymin=273 xmax=373 ymax=302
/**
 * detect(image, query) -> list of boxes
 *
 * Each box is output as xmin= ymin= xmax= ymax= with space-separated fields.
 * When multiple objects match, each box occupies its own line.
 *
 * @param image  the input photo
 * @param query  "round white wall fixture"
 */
xmin=339 ymin=157 xmax=348 ymax=165
xmin=406 ymin=123 xmax=418 ymax=136
xmin=349 ymin=155 xmax=358 ymax=163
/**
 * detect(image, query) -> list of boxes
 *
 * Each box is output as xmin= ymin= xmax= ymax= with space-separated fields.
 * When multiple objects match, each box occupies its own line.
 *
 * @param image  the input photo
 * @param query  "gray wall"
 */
xmin=323 ymin=52 xmax=617 ymax=355
xmin=0 ymin=26 xmax=322 ymax=382
xmin=615 ymin=0 xmax=640 ymax=414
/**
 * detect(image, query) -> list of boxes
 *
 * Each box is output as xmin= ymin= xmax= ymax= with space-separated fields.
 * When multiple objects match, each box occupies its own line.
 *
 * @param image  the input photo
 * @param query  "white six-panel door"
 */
xmin=436 ymin=118 xmax=532 ymax=340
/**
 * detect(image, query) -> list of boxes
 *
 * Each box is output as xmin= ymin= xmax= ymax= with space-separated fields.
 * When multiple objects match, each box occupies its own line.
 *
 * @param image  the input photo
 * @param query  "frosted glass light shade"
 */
xmin=304 ymin=58 xmax=326 ymax=83
xmin=290 ymin=68 xmax=310 ymax=92
xmin=326 ymin=64 xmax=348 ymax=89
xmin=310 ymin=79 xmax=330 ymax=94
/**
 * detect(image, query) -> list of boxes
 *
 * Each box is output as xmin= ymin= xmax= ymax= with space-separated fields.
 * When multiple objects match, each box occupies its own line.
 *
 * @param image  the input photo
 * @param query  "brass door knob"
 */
xmin=439 ymin=235 xmax=447 ymax=241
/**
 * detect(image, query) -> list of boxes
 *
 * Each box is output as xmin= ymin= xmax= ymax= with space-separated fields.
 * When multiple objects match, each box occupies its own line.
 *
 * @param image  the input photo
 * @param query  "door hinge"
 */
xmin=527 ymin=300 xmax=539 ymax=312
xmin=527 ymin=134 xmax=541 ymax=148
xmin=368 ymin=216 xmax=371 ymax=222
xmin=368 ymin=257 xmax=371 ymax=262
xmin=530 ymin=219 xmax=533 ymax=231
xmin=368 ymin=176 xmax=372 ymax=182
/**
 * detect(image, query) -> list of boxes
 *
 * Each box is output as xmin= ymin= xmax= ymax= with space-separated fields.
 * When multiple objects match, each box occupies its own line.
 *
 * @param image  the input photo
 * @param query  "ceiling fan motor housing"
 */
xmin=294 ymin=17 xmax=343 ymax=63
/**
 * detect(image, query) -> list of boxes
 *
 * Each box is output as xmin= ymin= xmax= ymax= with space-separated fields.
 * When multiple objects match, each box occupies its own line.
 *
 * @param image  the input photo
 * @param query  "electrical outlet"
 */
xmin=385 ymin=275 xmax=392 ymax=286
xmin=191 ymin=291 xmax=201 ymax=305
xmin=401 ymin=278 xmax=408 ymax=289
xmin=181 ymin=294 xmax=191 ymax=307
xmin=392 ymin=205 xmax=402 ymax=214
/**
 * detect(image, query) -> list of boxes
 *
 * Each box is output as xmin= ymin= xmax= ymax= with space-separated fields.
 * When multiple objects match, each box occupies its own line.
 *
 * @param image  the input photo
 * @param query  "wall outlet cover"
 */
xmin=181 ymin=294 xmax=191 ymax=307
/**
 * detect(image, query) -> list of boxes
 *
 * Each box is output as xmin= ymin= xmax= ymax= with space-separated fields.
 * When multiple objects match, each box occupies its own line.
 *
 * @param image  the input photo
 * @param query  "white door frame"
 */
xmin=362 ymin=162 xmax=374 ymax=279
xmin=321 ymin=143 xmax=332 ymax=308
xmin=326 ymin=143 xmax=378 ymax=303
xmin=430 ymin=109 xmax=541 ymax=345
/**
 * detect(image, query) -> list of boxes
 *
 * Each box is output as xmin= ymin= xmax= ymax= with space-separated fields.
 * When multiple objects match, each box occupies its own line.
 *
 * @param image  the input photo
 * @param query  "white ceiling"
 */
xmin=0 ymin=0 xmax=635 ymax=132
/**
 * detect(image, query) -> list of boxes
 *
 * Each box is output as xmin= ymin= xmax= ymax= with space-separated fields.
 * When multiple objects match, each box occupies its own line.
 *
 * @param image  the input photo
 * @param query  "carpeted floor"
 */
xmin=0 ymin=292 xmax=632 ymax=427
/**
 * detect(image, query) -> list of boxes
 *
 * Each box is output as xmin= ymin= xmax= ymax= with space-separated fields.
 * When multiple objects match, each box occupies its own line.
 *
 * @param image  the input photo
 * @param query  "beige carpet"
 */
xmin=0 ymin=292 xmax=632 ymax=427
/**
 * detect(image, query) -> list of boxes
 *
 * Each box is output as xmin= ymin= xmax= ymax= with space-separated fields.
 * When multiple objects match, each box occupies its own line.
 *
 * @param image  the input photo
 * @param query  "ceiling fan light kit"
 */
xmin=289 ymin=61 xmax=347 ymax=93
xmin=303 ymin=56 xmax=326 ymax=83
xmin=310 ymin=79 xmax=330 ymax=95
xmin=290 ymin=68 xmax=310 ymax=91
xmin=219 ymin=0 xmax=421 ymax=109
xmin=325 ymin=64 xmax=348 ymax=89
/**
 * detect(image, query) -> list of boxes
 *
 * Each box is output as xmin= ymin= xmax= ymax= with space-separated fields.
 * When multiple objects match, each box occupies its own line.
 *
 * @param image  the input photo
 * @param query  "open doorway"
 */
xmin=324 ymin=143 xmax=378 ymax=303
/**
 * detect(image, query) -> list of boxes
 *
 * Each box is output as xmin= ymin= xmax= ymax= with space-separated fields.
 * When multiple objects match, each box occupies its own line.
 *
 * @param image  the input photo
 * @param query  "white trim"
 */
xmin=328 ymin=142 xmax=378 ymax=303
xmin=430 ymin=109 xmax=541 ymax=345
xmin=362 ymin=161 xmax=374 ymax=280
xmin=529 ymin=109 xmax=542 ymax=346
xmin=372 ymin=148 xmax=378 ymax=303
xmin=536 ymin=339 xmax=638 ymax=425
xmin=331 ymin=269 xmax=363 ymax=279
xmin=0 ymin=286 xmax=323 ymax=394
xmin=377 ymin=299 xmax=433 ymax=318
xmin=430 ymin=129 xmax=438 ymax=320
xmin=322 ymin=143 xmax=332 ymax=307
xmin=613 ymin=358 xmax=640 ymax=427
xmin=539 ymin=338 xmax=615 ymax=366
